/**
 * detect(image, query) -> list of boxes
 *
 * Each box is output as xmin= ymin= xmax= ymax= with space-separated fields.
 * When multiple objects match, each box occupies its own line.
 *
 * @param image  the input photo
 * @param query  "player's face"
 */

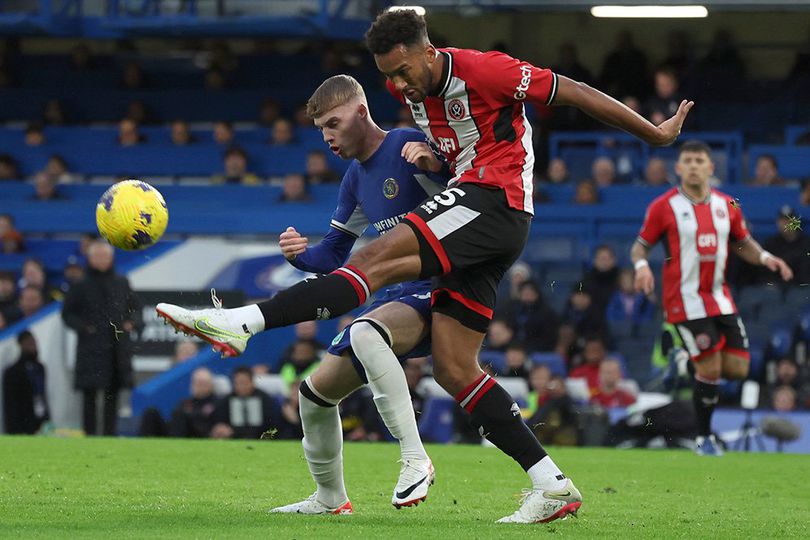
xmin=313 ymin=101 xmax=365 ymax=160
xmin=675 ymin=150 xmax=714 ymax=188
xmin=375 ymin=43 xmax=438 ymax=103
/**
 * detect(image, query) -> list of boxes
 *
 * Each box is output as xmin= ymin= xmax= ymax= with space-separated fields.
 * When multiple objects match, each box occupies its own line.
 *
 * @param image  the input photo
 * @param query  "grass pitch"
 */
xmin=1 ymin=437 xmax=809 ymax=539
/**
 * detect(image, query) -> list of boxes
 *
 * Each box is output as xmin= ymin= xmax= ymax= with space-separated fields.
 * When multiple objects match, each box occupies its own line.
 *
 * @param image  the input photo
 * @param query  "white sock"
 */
xmin=349 ymin=320 xmax=428 ymax=462
xmin=299 ymin=381 xmax=348 ymax=508
xmin=226 ymin=304 xmax=265 ymax=334
xmin=527 ymin=455 xmax=567 ymax=490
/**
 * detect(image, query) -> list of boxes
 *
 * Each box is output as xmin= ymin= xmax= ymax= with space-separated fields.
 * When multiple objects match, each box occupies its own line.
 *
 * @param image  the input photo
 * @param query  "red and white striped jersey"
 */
xmin=638 ymin=187 xmax=751 ymax=323
xmin=386 ymin=48 xmax=558 ymax=215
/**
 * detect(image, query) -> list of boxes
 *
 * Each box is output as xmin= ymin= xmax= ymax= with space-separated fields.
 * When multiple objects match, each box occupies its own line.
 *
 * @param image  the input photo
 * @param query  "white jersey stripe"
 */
xmin=427 ymin=205 xmax=482 ymax=240
xmin=518 ymin=104 xmax=535 ymax=214
xmin=669 ymin=194 xmax=706 ymax=319
xmin=460 ymin=374 xmax=491 ymax=408
xmin=709 ymin=195 xmax=734 ymax=314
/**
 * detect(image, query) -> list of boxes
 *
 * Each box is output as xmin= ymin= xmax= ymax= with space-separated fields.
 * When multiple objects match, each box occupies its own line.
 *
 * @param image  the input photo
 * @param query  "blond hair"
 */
xmin=306 ymin=75 xmax=366 ymax=119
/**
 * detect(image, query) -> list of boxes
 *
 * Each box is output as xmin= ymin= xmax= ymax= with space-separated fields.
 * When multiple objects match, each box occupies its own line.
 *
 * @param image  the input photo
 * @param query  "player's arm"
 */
xmin=281 ymin=225 xmax=357 ymax=274
xmin=733 ymin=237 xmax=793 ymax=281
xmin=552 ymin=75 xmax=693 ymax=147
xmin=631 ymin=239 xmax=656 ymax=295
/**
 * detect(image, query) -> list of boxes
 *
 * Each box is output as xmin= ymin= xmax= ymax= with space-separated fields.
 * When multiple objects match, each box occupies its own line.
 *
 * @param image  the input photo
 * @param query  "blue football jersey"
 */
xmin=292 ymin=128 xmax=447 ymax=277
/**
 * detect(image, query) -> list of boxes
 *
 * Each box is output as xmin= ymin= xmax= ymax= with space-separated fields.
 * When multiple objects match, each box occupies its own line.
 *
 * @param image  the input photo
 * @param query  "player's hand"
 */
xmin=634 ymin=265 xmax=655 ymax=295
xmin=279 ymin=226 xmax=308 ymax=261
xmin=652 ymin=99 xmax=694 ymax=146
xmin=764 ymin=254 xmax=794 ymax=282
xmin=401 ymin=142 xmax=443 ymax=173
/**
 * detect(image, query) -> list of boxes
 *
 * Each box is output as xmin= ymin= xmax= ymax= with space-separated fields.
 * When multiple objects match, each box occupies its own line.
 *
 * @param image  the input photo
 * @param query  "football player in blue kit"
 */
xmin=269 ymin=75 xmax=446 ymax=514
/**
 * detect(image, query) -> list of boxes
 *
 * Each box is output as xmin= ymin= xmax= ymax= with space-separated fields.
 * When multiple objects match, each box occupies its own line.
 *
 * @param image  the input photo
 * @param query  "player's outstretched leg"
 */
xmin=348 ymin=312 xmax=433 ymax=508
xmin=432 ymin=314 xmax=582 ymax=523
xmin=270 ymin=377 xmax=353 ymax=515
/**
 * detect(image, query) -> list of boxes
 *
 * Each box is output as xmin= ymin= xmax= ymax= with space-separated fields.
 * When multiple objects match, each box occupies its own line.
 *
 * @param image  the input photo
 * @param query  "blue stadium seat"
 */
xmin=478 ymin=350 xmax=506 ymax=374
xmin=529 ymin=352 xmax=567 ymax=377
xmin=767 ymin=322 xmax=794 ymax=360
xmin=417 ymin=397 xmax=455 ymax=444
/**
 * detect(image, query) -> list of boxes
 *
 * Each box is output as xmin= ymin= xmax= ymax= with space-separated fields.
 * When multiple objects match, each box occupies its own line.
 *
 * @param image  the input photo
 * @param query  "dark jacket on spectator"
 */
xmin=61 ymin=267 xmax=140 ymax=390
xmin=3 ymin=350 xmax=49 ymax=434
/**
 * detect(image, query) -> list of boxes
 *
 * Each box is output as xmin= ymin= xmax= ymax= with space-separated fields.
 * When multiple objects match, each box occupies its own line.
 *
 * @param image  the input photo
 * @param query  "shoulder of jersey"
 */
xmin=651 ymin=186 xmax=680 ymax=206
xmin=389 ymin=127 xmax=427 ymax=142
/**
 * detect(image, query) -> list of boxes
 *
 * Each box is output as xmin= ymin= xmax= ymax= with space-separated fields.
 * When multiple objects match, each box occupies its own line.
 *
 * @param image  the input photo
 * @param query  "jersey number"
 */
xmin=420 ymin=187 xmax=466 ymax=215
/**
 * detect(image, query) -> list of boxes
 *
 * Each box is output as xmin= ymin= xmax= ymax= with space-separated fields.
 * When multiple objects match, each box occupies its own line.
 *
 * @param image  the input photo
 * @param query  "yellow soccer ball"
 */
xmin=96 ymin=180 xmax=169 ymax=250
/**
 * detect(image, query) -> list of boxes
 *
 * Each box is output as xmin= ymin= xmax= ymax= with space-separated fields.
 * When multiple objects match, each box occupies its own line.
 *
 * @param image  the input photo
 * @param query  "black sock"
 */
xmin=257 ymin=266 xmax=370 ymax=329
xmin=693 ymin=378 xmax=719 ymax=437
xmin=458 ymin=374 xmax=547 ymax=471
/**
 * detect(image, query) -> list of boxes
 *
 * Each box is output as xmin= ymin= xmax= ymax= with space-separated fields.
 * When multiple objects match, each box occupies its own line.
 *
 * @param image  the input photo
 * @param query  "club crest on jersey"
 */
xmin=383 ymin=177 xmax=399 ymax=199
xmin=447 ymin=98 xmax=466 ymax=120
xmin=716 ymin=208 xmax=726 ymax=219
xmin=696 ymin=333 xmax=712 ymax=350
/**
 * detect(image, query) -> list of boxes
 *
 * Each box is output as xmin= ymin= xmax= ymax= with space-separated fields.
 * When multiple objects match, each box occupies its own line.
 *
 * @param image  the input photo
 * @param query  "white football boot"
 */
xmin=156 ymin=289 xmax=252 ymax=357
xmin=270 ymin=493 xmax=353 ymax=515
xmin=392 ymin=457 xmax=435 ymax=508
xmin=497 ymin=479 xmax=582 ymax=524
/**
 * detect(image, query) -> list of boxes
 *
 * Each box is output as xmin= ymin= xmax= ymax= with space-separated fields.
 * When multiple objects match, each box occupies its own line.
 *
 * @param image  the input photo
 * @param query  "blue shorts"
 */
xmin=327 ymin=280 xmax=432 ymax=383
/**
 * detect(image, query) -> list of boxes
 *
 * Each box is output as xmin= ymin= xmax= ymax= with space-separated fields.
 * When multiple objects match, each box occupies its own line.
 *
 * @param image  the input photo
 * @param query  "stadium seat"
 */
xmin=736 ymin=285 xmax=783 ymax=321
xmin=254 ymin=374 xmax=289 ymax=398
xmin=213 ymin=375 xmax=232 ymax=396
xmin=417 ymin=397 xmax=456 ymax=444
xmin=497 ymin=377 xmax=529 ymax=403
xmin=767 ymin=322 xmax=794 ymax=361
xmin=478 ymin=350 xmax=506 ymax=374
xmin=528 ymin=352 xmax=567 ymax=377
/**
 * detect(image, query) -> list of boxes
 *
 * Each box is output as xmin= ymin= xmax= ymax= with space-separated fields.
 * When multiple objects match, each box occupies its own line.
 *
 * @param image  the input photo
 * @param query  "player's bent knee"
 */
xmin=299 ymin=378 xmax=339 ymax=410
xmin=349 ymin=318 xmax=393 ymax=370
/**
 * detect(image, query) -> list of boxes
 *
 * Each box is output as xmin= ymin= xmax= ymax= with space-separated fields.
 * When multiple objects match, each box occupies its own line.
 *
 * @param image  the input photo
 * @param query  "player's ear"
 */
xmin=425 ymin=43 xmax=437 ymax=64
xmin=357 ymin=102 xmax=368 ymax=119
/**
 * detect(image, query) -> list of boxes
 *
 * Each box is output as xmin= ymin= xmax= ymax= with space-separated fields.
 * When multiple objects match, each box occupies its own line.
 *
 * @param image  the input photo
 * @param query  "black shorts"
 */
xmin=675 ymin=314 xmax=750 ymax=361
xmin=402 ymin=183 xmax=531 ymax=333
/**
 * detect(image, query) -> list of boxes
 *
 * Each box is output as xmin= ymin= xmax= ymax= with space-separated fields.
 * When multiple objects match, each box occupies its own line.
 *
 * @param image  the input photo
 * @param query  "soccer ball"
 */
xmin=96 ymin=180 xmax=169 ymax=250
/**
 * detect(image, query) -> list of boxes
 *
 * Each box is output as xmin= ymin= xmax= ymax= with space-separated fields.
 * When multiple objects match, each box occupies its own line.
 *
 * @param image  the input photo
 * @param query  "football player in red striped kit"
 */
xmin=158 ymin=9 xmax=693 ymax=523
xmin=632 ymin=140 xmax=793 ymax=456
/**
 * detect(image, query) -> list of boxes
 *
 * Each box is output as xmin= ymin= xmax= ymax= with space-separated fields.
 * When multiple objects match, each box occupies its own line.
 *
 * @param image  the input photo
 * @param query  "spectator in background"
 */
xmin=279 ymin=173 xmax=311 ymax=203
xmin=293 ymin=103 xmax=312 ymax=127
xmin=0 ymin=311 xmax=6 ymax=331
xmin=270 ymin=117 xmax=295 ymax=146
xmin=3 ymin=331 xmax=50 ymax=434
xmin=305 ymin=150 xmax=340 ymax=184
xmin=801 ymin=179 xmax=810 ymax=206
xmin=0 ymin=214 xmax=24 ymax=253
xmin=696 ymin=29 xmax=746 ymax=98
xmin=210 ymin=366 xmax=282 ymax=440
xmin=291 ymin=320 xmax=325 ymax=350
xmin=174 ymin=339 xmax=200 ymax=363
xmin=125 ymin=100 xmax=151 ymax=125
xmin=0 ymin=271 xmax=18 ymax=316
xmin=526 ymin=374 xmax=578 ymax=446
xmin=69 ymin=43 xmax=93 ymax=71
xmin=543 ymin=158 xmax=569 ymax=184
xmin=751 ymin=154 xmax=785 ymax=186
xmin=484 ymin=318 xmax=514 ymax=352
xmin=395 ymin=106 xmax=416 ymax=128
xmin=0 ymin=154 xmax=20 ymax=180
xmin=606 ymin=268 xmax=655 ymax=323
xmin=258 ymin=98 xmax=281 ymax=127
xmin=42 ymin=98 xmax=67 ymax=126
xmin=168 ymin=367 xmax=217 ymax=437
xmin=117 ymin=118 xmax=145 ymax=146
xmin=170 ymin=120 xmax=196 ymax=146
xmin=279 ymin=339 xmax=321 ymax=387
xmin=31 ymin=172 xmax=65 ymax=201
xmin=581 ymin=244 xmax=620 ymax=316
xmin=622 ymin=96 xmax=642 ymax=115
xmin=772 ymin=385 xmax=798 ymax=412
xmin=552 ymin=42 xmax=593 ymax=85
xmin=213 ymin=146 xmax=260 ymax=185
xmin=554 ymin=323 xmax=577 ymax=365
xmin=569 ymin=336 xmax=611 ymax=392
xmin=277 ymin=380 xmax=304 ymax=440
xmin=45 ymin=154 xmax=78 ymax=184
xmin=645 ymin=67 xmax=681 ymax=126
xmin=504 ymin=260 xmax=533 ymax=303
xmin=503 ymin=280 xmax=560 ymax=352
xmin=564 ymin=284 xmax=610 ymax=341
xmin=340 ymin=387 xmax=385 ymax=441
xmin=212 ymin=121 xmax=235 ymax=146
xmin=591 ymin=358 xmax=636 ymax=408
xmin=204 ymin=68 xmax=227 ymax=90
xmin=599 ymin=30 xmax=649 ymax=101
xmin=591 ymin=157 xmax=617 ymax=187
xmin=643 ymin=157 xmax=671 ymax=186
xmin=24 ymin=122 xmax=45 ymax=147
xmin=18 ymin=258 xmax=58 ymax=302
xmin=5 ymin=285 xmax=45 ymax=324
xmin=526 ymin=364 xmax=553 ymax=416
xmin=573 ymin=179 xmax=599 ymax=205
xmin=119 ymin=60 xmax=147 ymax=89
xmin=661 ymin=30 xmax=693 ymax=78
xmin=764 ymin=358 xmax=810 ymax=409
xmin=62 ymin=240 xmax=141 ymax=436
xmin=503 ymin=342 xmax=530 ymax=380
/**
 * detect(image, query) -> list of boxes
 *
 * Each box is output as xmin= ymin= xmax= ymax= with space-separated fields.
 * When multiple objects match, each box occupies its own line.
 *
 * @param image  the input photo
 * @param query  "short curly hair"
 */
xmin=365 ymin=9 xmax=428 ymax=55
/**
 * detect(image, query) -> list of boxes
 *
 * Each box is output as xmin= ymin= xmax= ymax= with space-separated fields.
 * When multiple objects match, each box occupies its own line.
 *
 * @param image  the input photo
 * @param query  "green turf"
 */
xmin=1 ymin=437 xmax=809 ymax=539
